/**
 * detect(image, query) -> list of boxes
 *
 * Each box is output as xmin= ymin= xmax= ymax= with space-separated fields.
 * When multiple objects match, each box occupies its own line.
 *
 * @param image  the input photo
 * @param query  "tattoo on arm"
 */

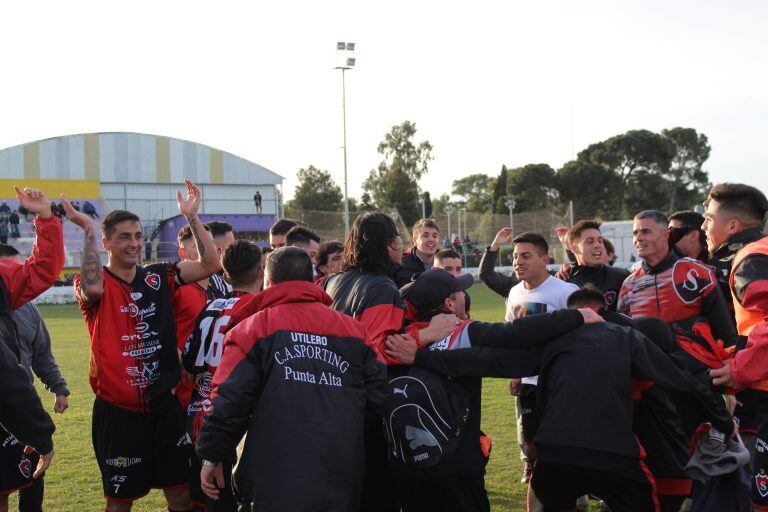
xmin=188 ymin=218 xmax=205 ymax=259
xmin=80 ymin=226 xmax=103 ymax=294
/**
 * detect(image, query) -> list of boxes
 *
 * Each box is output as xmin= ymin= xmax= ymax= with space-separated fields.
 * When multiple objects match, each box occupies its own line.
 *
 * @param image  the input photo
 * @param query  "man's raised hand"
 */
xmin=491 ymin=227 xmax=514 ymax=252
xmin=14 ymin=186 xmax=52 ymax=219
xmin=177 ymin=179 xmax=202 ymax=218
xmin=61 ymin=194 xmax=92 ymax=229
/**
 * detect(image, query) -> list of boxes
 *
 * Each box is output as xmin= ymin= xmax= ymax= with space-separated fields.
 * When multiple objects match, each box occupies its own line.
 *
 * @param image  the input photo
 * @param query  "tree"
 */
xmin=359 ymin=192 xmax=376 ymax=211
xmin=492 ymin=165 xmax=509 ymax=214
xmin=661 ymin=127 xmax=711 ymax=212
xmin=423 ymin=192 xmax=433 ymax=218
xmin=578 ymin=130 xmax=674 ymax=218
xmin=556 ymin=160 xmax=619 ymax=219
xmin=363 ymin=121 xmax=434 ymax=226
xmin=506 ymin=163 xmax=558 ymax=212
xmin=431 ymin=193 xmax=450 ymax=218
xmin=284 ymin=165 xmax=343 ymax=212
xmin=452 ymin=174 xmax=494 ymax=213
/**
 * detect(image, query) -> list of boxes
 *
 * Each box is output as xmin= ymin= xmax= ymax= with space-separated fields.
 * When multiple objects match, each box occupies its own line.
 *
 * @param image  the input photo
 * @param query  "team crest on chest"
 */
xmin=672 ymin=261 xmax=713 ymax=304
xmin=144 ymin=272 xmax=161 ymax=291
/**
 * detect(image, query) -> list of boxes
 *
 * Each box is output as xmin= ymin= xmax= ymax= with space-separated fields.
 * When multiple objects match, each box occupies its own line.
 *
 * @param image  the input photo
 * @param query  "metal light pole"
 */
xmin=446 ymin=203 xmax=453 ymax=245
xmin=460 ymin=207 xmax=467 ymax=267
xmin=505 ymin=197 xmax=516 ymax=232
xmin=419 ymin=195 xmax=426 ymax=219
xmin=336 ymin=42 xmax=356 ymax=239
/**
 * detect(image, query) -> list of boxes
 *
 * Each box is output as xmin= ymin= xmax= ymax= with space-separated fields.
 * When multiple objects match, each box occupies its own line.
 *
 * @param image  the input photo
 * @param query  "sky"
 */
xmin=0 ymin=1 xmax=766 ymax=202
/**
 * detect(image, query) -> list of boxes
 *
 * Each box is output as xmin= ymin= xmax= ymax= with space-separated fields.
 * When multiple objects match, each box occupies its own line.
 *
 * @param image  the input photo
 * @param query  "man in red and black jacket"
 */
xmin=321 ymin=212 xmax=457 ymax=512
xmin=196 ymin=247 xmax=387 ymax=511
xmin=0 ymin=186 xmax=63 ymax=507
xmin=182 ymin=240 xmax=263 ymax=512
xmin=70 ymin=181 xmax=221 ymax=512
xmin=702 ymin=183 xmax=768 ymax=510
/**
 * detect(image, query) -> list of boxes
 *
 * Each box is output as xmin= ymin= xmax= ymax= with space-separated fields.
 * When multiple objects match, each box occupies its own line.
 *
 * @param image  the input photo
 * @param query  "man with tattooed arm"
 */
xmin=66 ymin=180 xmax=221 ymax=512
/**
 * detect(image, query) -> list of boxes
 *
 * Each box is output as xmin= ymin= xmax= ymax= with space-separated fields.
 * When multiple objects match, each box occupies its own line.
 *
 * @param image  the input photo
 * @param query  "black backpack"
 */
xmin=382 ymin=366 xmax=470 ymax=468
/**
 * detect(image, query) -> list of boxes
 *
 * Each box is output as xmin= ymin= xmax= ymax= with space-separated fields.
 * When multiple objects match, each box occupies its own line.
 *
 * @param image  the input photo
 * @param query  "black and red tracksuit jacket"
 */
xmin=0 ymin=214 xmax=63 ymax=455
xmin=394 ymin=248 xmax=430 ymax=288
xmin=617 ymin=249 xmax=738 ymax=346
xmin=195 ymin=281 xmax=387 ymax=511
xmin=322 ymin=268 xmax=407 ymax=365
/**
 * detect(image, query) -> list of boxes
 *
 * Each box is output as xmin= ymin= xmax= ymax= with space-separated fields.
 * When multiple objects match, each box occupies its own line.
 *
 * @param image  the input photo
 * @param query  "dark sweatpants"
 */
xmin=531 ymin=460 xmax=659 ymax=512
xmin=395 ymin=473 xmax=490 ymax=512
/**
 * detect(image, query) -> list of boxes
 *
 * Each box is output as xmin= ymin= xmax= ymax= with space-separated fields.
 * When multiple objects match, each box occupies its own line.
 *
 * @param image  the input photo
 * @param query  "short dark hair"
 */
xmin=603 ymin=238 xmax=615 ymax=255
xmin=435 ymin=248 xmax=461 ymax=263
xmin=102 ymin=210 xmax=141 ymax=239
xmin=269 ymin=219 xmax=298 ymax=237
xmin=344 ymin=212 xmax=400 ymax=275
xmin=222 ymin=240 xmax=262 ymax=288
xmin=286 ymin=226 xmax=320 ymax=247
xmin=412 ymin=218 xmax=440 ymax=239
xmin=669 ymin=210 xmax=706 ymax=248
xmin=206 ymin=221 xmax=233 ymax=239
xmin=567 ymin=284 xmax=606 ymax=309
xmin=634 ymin=210 xmax=669 ymax=226
xmin=0 ymin=244 xmax=20 ymax=258
xmin=317 ymin=241 xmax=344 ymax=267
xmin=569 ymin=220 xmax=602 ymax=246
xmin=177 ymin=223 xmax=211 ymax=244
xmin=512 ymin=232 xmax=549 ymax=255
xmin=266 ymin=246 xmax=314 ymax=284
xmin=709 ymin=183 xmax=768 ymax=227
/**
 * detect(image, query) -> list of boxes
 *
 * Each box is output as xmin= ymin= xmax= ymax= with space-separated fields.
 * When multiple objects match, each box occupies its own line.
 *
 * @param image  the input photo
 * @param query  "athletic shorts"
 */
xmin=92 ymin=396 xmax=191 ymax=501
xmin=518 ymin=384 xmax=539 ymax=443
xmin=0 ymin=427 xmax=38 ymax=495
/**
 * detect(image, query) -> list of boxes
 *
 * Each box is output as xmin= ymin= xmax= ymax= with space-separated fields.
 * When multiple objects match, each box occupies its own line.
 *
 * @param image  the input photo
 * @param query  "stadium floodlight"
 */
xmin=336 ymin=42 xmax=356 ymax=239
xmin=505 ymin=197 xmax=516 ymax=232
xmin=446 ymin=203 xmax=453 ymax=241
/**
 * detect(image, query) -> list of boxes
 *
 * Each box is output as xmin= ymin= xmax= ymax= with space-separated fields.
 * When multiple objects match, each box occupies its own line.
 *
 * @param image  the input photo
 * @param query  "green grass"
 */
xmin=13 ymin=284 xmax=529 ymax=511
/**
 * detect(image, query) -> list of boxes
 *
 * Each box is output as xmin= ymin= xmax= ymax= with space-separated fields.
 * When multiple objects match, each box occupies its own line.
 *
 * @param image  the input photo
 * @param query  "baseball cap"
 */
xmin=400 ymin=268 xmax=473 ymax=319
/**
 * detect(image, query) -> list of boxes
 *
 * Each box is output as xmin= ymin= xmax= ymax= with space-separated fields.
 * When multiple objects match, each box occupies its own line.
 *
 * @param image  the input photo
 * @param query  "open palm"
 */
xmin=177 ymin=179 xmax=201 ymax=218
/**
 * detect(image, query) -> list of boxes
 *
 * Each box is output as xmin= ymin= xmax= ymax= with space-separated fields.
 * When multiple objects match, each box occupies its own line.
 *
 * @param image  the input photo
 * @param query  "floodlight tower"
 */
xmin=336 ymin=42 xmax=356 ymax=239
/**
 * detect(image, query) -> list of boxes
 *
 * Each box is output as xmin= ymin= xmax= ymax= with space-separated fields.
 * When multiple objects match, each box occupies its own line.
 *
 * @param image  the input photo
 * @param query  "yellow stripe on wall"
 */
xmin=84 ymin=134 xmax=100 ymax=181
xmin=156 ymin=136 xmax=171 ymax=183
xmin=210 ymin=148 xmax=223 ymax=184
xmin=0 ymin=179 xmax=101 ymax=199
xmin=23 ymin=142 xmax=40 ymax=179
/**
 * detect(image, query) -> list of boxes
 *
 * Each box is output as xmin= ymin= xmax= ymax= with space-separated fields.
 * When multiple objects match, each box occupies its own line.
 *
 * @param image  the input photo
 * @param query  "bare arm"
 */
xmin=62 ymin=195 xmax=103 ymax=303
xmin=176 ymin=180 xmax=222 ymax=284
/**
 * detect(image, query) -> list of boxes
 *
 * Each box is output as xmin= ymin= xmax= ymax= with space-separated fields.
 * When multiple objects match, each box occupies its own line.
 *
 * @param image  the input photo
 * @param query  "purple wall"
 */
xmin=155 ymin=213 xmax=276 ymax=261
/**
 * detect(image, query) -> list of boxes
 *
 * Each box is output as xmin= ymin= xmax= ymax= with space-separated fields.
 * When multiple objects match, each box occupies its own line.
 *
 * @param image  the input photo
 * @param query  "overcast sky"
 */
xmin=1 ymin=1 xmax=766 ymax=202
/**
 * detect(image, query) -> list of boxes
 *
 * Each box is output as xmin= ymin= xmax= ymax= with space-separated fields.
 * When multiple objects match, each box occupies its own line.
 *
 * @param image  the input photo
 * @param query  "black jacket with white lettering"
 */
xmin=195 ymin=281 xmax=386 ymax=511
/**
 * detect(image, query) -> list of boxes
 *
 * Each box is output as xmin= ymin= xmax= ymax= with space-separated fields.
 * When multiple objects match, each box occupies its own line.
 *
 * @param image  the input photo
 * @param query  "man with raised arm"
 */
xmin=0 ymin=186 xmax=63 ymax=512
xmin=67 ymin=180 xmax=221 ymax=512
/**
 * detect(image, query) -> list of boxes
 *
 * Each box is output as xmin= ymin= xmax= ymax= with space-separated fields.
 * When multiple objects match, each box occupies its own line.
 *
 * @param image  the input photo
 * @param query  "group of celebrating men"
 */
xmin=0 ymin=179 xmax=766 ymax=512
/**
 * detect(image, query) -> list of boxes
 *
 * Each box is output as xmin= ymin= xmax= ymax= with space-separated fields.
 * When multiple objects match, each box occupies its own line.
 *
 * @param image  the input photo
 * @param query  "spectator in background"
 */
xmin=9 ymin=210 xmax=20 ymax=238
xmin=0 ymin=214 xmax=7 ymax=244
xmin=395 ymin=218 xmax=441 ymax=287
xmin=315 ymin=240 xmax=344 ymax=278
xmin=668 ymin=210 xmax=708 ymax=261
xmin=253 ymin=191 xmax=262 ymax=214
xmin=82 ymin=200 xmax=99 ymax=219
xmin=285 ymin=226 xmax=321 ymax=266
xmin=268 ymin=219 xmax=297 ymax=249
xmin=17 ymin=204 xmax=30 ymax=222
xmin=0 ymin=201 xmax=9 ymax=214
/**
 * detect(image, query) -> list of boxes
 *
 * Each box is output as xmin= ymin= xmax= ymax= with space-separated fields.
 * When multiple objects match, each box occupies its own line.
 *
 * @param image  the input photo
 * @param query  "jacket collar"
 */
xmin=257 ymin=280 xmax=332 ymax=309
xmin=641 ymin=248 xmax=678 ymax=275
xmin=712 ymin=227 xmax=767 ymax=260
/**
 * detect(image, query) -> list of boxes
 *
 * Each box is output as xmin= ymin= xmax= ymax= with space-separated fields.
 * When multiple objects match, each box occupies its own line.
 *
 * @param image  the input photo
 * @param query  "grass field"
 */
xmin=12 ymin=283 xmax=530 ymax=511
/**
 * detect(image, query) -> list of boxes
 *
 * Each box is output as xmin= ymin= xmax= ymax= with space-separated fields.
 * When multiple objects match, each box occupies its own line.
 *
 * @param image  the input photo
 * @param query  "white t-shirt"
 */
xmin=505 ymin=276 xmax=579 ymax=385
